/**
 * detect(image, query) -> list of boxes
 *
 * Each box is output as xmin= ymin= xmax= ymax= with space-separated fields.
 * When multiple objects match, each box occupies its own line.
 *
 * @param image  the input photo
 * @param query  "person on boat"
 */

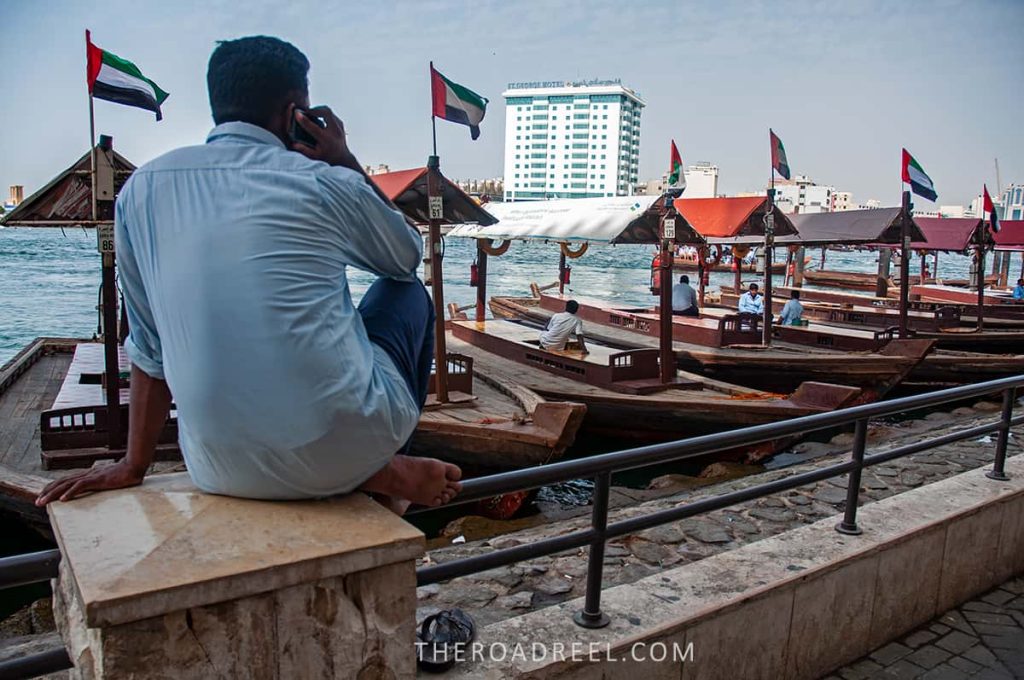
xmin=738 ymin=283 xmax=764 ymax=315
xmin=36 ymin=36 xmax=461 ymax=511
xmin=1014 ymin=279 xmax=1024 ymax=301
xmin=672 ymin=275 xmax=699 ymax=317
xmin=539 ymin=300 xmax=589 ymax=353
xmin=778 ymin=289 xmax=804 ymax=326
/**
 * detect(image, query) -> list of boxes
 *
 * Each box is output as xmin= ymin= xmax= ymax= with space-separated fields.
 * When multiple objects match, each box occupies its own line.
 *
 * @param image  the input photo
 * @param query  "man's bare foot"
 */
xmin=360 ymin=455 xmax=462 ymax=507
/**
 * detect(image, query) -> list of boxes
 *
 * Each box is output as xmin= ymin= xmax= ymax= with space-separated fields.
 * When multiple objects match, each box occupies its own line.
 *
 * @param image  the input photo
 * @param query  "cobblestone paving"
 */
xmin=825 ymin=577 xmax=1024 ymax=680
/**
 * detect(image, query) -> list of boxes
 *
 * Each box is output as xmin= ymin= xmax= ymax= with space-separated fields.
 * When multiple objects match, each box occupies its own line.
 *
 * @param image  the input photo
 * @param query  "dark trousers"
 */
xmin=358 ymin=278 xmax=435 ymax=451
xmin=673 ymin=307 xmax=699 ymax=317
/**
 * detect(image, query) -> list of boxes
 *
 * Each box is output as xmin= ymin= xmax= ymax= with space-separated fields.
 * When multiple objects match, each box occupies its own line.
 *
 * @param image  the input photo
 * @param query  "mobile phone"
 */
xmin=290 ymin=108 xmax=326 ymax=147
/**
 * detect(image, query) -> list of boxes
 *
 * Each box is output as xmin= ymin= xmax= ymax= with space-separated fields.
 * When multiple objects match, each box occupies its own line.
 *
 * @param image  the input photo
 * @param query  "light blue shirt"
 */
xmin=671 ymin=282 xmax=697 ymax=312
xmin=779 ymin=298 xmax=804 ymax=325
xmin=738 ymin=291 xmax=764 ymax=315
xmin=116 ymin=122 xmax=423 ymax=500
xmin=1014 ymin=285 xmax=1024 ymax=300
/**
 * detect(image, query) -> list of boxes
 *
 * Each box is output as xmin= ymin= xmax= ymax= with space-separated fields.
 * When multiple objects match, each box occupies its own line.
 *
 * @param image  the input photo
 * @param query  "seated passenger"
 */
xmin=738 ymin=283 xmax=764 ymax=315
xmin=1014 ymin=278 xmax=1024 ymax=301
xmin=672 ymin=274 xmax=699 ymax=317
xmin=540 ymin=300 xmax=588 ymax=353
xmin=778 ymin=289 xmax=804 ymax=325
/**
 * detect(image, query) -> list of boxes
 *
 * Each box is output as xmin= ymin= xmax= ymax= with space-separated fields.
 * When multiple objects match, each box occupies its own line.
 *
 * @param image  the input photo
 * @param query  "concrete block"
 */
xmin=785 ymin=555 xmax=880 ymax=679
xmin=867 ymin=526 xmax=945 ymax=649
xmin=937 ymin=506 xmax=1002 ymax=613
xmin=994 ymin=493 xmax=1024 ymax=582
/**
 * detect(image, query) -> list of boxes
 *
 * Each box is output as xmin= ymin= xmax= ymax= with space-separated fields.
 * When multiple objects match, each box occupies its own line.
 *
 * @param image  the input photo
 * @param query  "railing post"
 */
xmin=836 ymin=419 xmax=869 ymax=536
xmin=987 ymin=389 xmax=1014 ymax=481
xmin=574 ymin=472 xmax=611 ymax=629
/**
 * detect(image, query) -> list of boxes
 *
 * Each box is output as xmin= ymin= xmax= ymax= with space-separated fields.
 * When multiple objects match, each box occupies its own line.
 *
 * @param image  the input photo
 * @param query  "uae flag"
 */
xmin=667 ymin=140 xmax=686 ymax=191
xmin=770 ymin=129 xmax=790 ymax=180
xmin=901 ymin=148 xmax=937 ymax=202
xmin=983 ymin=185 xmax=1000 ymax=232
xmin=86 ymin=31 xmax=168 ymax=121
xmin=430 ymin=64 xmax=487 ymax=140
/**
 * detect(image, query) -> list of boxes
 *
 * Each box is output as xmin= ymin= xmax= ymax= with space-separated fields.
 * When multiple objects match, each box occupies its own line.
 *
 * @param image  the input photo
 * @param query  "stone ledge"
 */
xmin=48 ymin=472 xmax=424 ymax=627
xmin=439 ymin=454 xmax=1024 ymax=678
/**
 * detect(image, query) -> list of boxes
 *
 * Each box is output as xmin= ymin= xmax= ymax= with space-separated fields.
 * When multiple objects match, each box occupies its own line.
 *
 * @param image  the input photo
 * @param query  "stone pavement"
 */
xmin=825 ymin=577 xmax=1024 ymax=680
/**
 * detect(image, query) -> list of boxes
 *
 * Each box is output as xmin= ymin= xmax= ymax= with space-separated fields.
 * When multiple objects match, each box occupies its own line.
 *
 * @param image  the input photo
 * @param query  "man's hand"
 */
xmin=35 ymin=459 xmax=147 ymax=506
xmin=290 ymin=105 xmax=357 ymax=170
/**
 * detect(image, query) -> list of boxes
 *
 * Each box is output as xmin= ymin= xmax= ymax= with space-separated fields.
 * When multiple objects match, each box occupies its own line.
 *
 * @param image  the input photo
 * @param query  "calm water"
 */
xmin=0 ymin=227 xmax=977 ymax=365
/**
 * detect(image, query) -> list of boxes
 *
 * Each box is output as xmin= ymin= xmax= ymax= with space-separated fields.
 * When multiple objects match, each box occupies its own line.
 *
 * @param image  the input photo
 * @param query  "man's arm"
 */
xmin=37 ymin=367 xmax=170 ymax=504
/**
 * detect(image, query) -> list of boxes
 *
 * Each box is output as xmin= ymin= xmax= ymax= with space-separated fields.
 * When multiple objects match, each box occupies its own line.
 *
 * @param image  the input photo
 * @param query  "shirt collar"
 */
xmin=206 ymin=121 xmax=286 ymax=149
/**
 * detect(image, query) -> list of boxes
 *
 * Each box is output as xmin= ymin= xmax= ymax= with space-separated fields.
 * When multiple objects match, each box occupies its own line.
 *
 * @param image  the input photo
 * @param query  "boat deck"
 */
xmin=1 ymin=351 xmax=71 ymax=480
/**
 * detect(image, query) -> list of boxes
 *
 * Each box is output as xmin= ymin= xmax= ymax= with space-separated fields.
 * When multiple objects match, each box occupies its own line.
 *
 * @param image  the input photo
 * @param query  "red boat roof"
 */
xmin=674 ymin=196 xmax=796 ymax=240
xmin=370 ymin=167 xmax=496 ymax=226
xmin=994 ymin=220 xmax=1024 ymax=251
xmin=911 ymin=217 xmax=985 ymax=252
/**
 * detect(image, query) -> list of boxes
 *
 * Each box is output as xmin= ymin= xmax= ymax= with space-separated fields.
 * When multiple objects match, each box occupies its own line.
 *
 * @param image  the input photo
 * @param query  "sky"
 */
xmin=2 ymin=0 xmax=1022 ymax=208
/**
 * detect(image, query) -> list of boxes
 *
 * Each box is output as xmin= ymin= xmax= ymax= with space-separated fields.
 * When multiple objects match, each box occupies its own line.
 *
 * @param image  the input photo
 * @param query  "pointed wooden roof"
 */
xmin=910 ymin=217 xmax=987 ymax=252
xmin=370 ymin=167 xmax=497 ymax=226
xmin=993 ymin=220 xmax=1024 ymax=251
xmin=0 ymin=148 xmax=135 ymax=226
xmin=674 ymin=196 xmax=797 ymax=242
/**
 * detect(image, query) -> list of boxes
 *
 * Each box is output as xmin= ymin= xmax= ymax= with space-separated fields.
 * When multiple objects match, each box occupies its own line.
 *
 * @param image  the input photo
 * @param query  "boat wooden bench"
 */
xmin=537 ymin=293 xmax=760 ymax=348
xmin=39 ymin=343 xmax=179 ymax=469
xmin=451 ymin=319 xmax=701 ymax=395
xmin=718 ymin=291 xmax=960 ymax=332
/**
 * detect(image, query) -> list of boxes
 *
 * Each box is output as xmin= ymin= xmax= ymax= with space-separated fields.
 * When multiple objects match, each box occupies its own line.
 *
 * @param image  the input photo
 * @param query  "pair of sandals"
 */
xmin=416 ymin=608 xmax=476 ymax=673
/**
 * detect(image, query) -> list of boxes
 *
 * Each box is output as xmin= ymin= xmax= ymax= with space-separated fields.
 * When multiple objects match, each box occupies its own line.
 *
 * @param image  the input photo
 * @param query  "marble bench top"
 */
xmin=48 ymin=472 xmax=424 ymax=627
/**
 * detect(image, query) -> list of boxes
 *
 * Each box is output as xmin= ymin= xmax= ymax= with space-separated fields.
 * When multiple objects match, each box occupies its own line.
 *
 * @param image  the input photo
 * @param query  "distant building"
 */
xmin=771 ymin=174 xmax=834 ymax=214
xmin=1001 ymin=184 xmax=1024 ymax=221
xmin=456 ymin=178 xmax=504 ymax=200
xmin=833 ymin=191 xmax=855 ymax=212
xmin=938 ymin=205 xmax=966 ymax=218
xmin=636 ymin=162 xmax=718 ymax=198
xmin=3 ymin=185 xmax=24 ymax=213
xmin=502 ymin=79 xmax=644 ymax=201
xmin=364 ymin=164 xmax=390 ymax=176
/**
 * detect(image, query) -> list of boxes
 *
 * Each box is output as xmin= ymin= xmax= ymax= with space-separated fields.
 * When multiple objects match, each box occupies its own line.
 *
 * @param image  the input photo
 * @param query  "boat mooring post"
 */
xmin=426 ymin=156 xmax=450 ymax=402
xmin=475 ymin=240 xmax=488 ymax=322
xmin=558 ymin=250 xmax=567 ymax=295
xmin=659 ymin=206 xmax=676 ymax=384
xmin=898 ymin=191 xmax=912 ymax=339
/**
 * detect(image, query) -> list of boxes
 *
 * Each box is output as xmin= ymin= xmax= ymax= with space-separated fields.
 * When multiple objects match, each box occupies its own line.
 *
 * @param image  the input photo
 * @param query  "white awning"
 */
xmin=447 ymin=195 xmax=697 ymax=244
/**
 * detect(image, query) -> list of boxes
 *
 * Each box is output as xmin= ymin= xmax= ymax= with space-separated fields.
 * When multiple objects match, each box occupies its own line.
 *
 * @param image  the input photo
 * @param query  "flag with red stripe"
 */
xmin=86 ymin=31 xmax=168 ymax=121
xmin=430 ymin=64 xmax=487 ymax=140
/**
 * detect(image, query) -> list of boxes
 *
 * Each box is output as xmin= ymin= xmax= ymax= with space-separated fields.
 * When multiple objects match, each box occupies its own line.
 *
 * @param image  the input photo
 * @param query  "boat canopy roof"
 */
xmin=371 ymin=167 xmax=497 ymax=227
xmin=447 ymin=195 xmax=705 ymax=245
xmin=775 ymin=207 xmax=924 ymax=246
xmin=0 ymin=146 xmax=136 ymax=226
xmin=674 ymin=196 xmax=797 ymax=244
xmin=993 ymin=220 xmax=1024 ymax=251
xmin=906 ymin=217 xmax=986 ymax=252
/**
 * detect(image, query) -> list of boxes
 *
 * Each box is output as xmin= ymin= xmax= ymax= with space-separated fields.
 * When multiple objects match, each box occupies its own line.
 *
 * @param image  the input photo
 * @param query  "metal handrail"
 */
xmin=0 ymin=549 xmax=67 ymax=679
xmin=415 ymin=374 xmax=1023 ymax=630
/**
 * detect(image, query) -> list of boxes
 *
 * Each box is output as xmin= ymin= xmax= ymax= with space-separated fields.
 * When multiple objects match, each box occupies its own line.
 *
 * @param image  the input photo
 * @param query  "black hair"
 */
xmin=207 ymin=36 xmax=309 ymax=126
xmin=679 ymin=275 xmax=689 ymax=284
xmin=749 ymin=283 xmax=759 ymax=290
xmin=791 ymin=289 xmax=800 ymax=299
xmin=566 ymin=300 xmax=580 ymax=314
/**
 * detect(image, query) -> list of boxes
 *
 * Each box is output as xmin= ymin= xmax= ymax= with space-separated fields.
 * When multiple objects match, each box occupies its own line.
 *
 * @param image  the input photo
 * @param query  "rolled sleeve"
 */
xmin=316 ymin=168 xmax=423 ymax=279
xmin=115 ymin=188 xmax=165 ymax=379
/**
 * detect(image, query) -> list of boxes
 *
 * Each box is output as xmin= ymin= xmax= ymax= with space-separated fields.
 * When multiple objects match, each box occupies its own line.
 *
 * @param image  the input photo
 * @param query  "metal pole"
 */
xmin=574 ymin=472 xmax=611 ymax=629
xmin=475 ymin=241 xmax=488 ymax=322
xmin=762 ymin=189 xmax=775 ymax=347
xmin=898 ymin=191 xmax=911 ymax=338
xmin=426 ymin=156 xmax=449 ymax=402
xmin=836 ymin=418 xmax=869 ymax=535
xmin=987 ymin=388 xmax=1013 ymax=481
xmin=659 ymin=237 xmax=674 ymax=383
xmin=558 ymin=249 xmax=567 ymax=295
xmin=976 ymin=246 xmax=986 ymax=332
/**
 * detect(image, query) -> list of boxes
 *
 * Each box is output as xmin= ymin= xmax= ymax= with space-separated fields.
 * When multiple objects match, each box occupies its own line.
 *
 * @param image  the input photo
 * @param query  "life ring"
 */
xmin=916 ymin=249 xmax=929 ymax=257
xmin=479 ymin=238 xmax=511 ymax=256
xmin=560 ymin=241 xmax=589 ymax=259
xmin=703 ymin=244 xmax=723 ymax=268
xmin=731 ymin=244 xmax=751 ymax=259
xmin=787 ymin=244 xmax=801 ymax=255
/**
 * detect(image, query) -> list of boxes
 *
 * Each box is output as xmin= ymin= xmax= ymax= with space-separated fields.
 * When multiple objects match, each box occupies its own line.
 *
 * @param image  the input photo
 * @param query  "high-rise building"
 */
xmin=1001 ymin=184 xmax=1024 ymax=221
xmin=502 ymin=80 xmax=644 ymax=201
xmin=771 ymin=174 xmax=834 ymax=214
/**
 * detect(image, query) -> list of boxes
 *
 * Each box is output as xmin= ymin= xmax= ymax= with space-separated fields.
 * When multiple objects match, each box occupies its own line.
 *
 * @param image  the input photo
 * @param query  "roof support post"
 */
xmin=475 ymin=240 xmax=488 ymax=323
xmin=898 ymin=191 xmax=912 ymax=339
xmin=762 ymin=196 xmax=775 ymax=347
xmin=659 ymin=207 xmax=677 ymax=384
xmin=976 ymin=245 xmax=986 ymax=332
xmin=426 ymin=156 xmax=449 ymax=402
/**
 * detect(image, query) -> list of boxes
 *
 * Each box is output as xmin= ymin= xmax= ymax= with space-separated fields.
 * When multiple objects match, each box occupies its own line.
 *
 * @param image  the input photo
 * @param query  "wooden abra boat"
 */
xmin=803 ymin=269 xmax=995 ymax=292
xmin=0 ymin=337 xmax=586 ymax=527
xmin=489 ymin=294 xmax=931 ymax=398
xmin=446 ymin=318 xmax=863 ymax=463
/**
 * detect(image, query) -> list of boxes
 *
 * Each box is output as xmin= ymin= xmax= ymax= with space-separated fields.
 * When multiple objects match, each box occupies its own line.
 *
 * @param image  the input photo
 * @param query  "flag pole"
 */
xmin=762 ymin=133 xmax=775 ymax=347
xmin=426 ymin=62 xmax=448 ymax=402
xmin=430 ymin=61 xmax=438 ymax=158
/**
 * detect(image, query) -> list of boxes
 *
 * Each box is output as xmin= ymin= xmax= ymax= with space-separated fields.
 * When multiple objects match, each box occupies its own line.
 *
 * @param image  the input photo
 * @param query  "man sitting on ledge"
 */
xmin=37 ymin=36 xmax=461 ymax=510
